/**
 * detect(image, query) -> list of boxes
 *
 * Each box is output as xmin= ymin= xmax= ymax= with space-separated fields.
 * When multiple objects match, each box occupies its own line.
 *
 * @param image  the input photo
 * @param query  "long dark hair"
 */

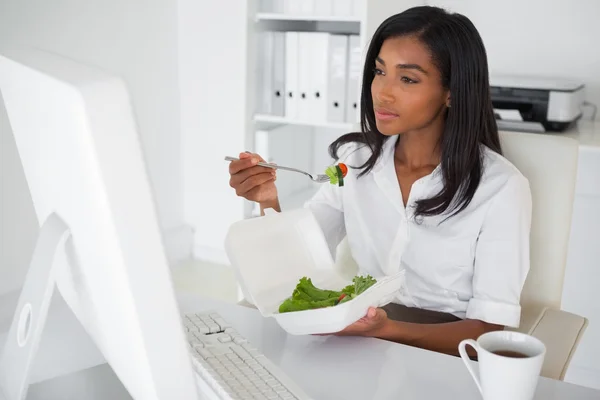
xmin=330 ymin=6 xmax=501 ymax=219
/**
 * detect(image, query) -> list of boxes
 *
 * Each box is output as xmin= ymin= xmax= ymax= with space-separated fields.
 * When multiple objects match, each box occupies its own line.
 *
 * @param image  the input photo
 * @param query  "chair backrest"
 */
xmin=499 ymin=131 xmax=579 ymax=313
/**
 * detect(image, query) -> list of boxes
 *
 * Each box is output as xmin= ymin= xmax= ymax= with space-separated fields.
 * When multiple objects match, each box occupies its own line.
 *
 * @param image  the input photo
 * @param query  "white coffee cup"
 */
xmin=458 ymin=331 xmax=546 ymax=400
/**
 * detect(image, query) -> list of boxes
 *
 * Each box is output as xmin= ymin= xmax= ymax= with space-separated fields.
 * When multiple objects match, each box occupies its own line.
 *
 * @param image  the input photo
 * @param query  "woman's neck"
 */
xmin=394 ymin=118 xmax=444 ymax=170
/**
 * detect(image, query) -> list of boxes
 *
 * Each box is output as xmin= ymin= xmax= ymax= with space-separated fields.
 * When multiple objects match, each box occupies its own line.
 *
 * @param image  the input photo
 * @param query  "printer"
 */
xmin=490 ymin=75 xmax=585 ymax=132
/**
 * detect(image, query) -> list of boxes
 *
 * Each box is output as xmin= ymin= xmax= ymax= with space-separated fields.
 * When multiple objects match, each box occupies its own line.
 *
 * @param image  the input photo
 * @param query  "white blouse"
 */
xmin=305 ymin=136 xmax=532 ymax=328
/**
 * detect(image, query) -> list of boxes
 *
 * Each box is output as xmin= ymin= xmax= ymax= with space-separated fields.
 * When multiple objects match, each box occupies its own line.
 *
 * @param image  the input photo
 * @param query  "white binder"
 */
xmin=352 ymin=0 xmax=363 ymax=17
xmin=299 ymin=0 xmax=314 ymax=15
xmin=314 ymin=0 xmax=333 ymax=15
xmin=284 ymin=0 xmax=303 ymax=14
xmin=327 ymin=34 xmax=349 ymax=123
xmin=297 ymin=32 xmax=313 ymax=120
xmin=259 ymin=0 xmax=274 ymax=13
xmin=307 ymin=33 xmax=330 ymax=122
xmin=256 ymin=32 xmax=274 ymax=115
xmin=285 ymin=32 xmax=299 ymax=119
xmin=345 ymin=34 xmax=361 ymax=124
xmin=332 ymin=0 xmax=353 ymax=16
xmin=271 ymin=32 xmax=286 ymax=116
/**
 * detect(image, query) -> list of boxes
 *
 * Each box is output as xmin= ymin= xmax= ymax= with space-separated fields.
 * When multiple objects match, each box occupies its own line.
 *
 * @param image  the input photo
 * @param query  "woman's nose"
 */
xmin=374 ymin=83 xmax=395 ymax=104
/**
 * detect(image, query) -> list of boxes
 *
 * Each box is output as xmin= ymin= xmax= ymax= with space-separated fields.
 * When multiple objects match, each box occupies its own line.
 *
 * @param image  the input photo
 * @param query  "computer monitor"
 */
xmin=0 ymin=46 xmax=199 ymax=400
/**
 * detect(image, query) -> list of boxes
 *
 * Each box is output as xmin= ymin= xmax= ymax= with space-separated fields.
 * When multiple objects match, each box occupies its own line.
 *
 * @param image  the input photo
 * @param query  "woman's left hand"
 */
xmin=335 ymin=307 xmax=389 ymax=337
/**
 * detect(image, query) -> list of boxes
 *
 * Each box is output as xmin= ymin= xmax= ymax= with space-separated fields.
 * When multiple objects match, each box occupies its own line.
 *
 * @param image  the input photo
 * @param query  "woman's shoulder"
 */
xmin=335 ymin=141 xmax=372 ymax=166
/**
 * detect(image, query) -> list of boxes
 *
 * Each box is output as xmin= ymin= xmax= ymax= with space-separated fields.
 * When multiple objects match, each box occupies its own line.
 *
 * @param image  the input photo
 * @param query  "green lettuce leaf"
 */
xmin=278 ymin=275 xmax=377 ymax=313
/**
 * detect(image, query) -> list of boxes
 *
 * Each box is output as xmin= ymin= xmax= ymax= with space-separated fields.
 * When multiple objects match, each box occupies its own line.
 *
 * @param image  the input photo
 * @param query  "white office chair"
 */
xmin=499 ymin=130 xmax=587 ymax=380
xmin=332 ymin=130 xmax=588 ymax=380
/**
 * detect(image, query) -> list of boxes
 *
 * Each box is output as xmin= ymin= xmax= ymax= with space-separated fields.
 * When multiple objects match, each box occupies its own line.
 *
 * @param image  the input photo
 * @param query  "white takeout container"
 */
xmin=224 ymin=208 xmax=404 ymax=335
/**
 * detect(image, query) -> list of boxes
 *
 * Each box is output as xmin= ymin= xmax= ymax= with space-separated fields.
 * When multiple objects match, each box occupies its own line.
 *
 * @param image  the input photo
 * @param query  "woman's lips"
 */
xmin=375 ymin=109 xmax=399 ymax=120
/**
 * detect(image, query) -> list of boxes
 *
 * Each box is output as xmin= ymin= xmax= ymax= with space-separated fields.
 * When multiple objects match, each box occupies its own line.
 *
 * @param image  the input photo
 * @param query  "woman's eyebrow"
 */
xmin=375 ymin=57 xmax=428 ymax=74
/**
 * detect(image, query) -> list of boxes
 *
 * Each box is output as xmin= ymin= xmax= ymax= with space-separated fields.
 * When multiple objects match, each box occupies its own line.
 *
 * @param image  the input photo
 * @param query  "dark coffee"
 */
xmin=492 ymin=350 xmax=529 ymax=358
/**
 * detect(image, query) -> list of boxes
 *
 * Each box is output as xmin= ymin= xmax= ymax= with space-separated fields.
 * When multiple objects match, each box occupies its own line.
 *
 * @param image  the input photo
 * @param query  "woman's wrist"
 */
xmin=260 ymin=198 xmax=281 ymax=214
xmin=370 ymin=317 xmax=401 ymax=340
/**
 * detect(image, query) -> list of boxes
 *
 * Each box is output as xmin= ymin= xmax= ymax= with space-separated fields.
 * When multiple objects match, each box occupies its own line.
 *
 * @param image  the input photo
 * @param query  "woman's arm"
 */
xmin=336 ymin=308 xmax=502 ymax=356
xmin=375 ymin=317 xmax=503 ymax=356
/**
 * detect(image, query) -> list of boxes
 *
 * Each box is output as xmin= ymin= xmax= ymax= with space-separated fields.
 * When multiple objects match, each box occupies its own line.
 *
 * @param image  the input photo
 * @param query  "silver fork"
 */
xmin=224 ymin=156 xmax=330 ymax=183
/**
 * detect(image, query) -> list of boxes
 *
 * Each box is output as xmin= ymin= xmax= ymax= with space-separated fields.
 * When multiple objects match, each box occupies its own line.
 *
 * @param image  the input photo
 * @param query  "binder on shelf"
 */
xmin=256 ymin=32 xmax=285 ymax=116
xmin=327 ymin=34 xmax=349 ymax=123
xmin=254 ymin=129 xmax=271 ymax=162
xmin=308 ymin=32 xmax=331 ymax=122
xmin=332 ymin=0 xmax=353 ymax=17
xmin=345 ymin=34 xmax=361 ymax=124
xmin=272 ymin=32 xmax=286 ymax=116
xmin=314 ymin=0 xmax=333 ymax=16
xmin=256 ymin=32 xmax=274 ymax=115
xmin=299 ymin=0 xmax=315 ymax=15
xmin=297 ymin=32 xmax=313 ymax=120
xmin=284 ymin=0 xmax=303 ymax=15
xmin=259 ymin=0 xmax=274 ymax=13
xmin=351 ymin=0 xmax=363 ymax=18
xmin=285 ymin=32 xmax=299 ymax=119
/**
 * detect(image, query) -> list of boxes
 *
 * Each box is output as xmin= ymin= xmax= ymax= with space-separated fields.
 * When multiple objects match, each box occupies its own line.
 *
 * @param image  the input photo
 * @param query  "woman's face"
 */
xmin=371 ymin=36 xmax=449 ymax=136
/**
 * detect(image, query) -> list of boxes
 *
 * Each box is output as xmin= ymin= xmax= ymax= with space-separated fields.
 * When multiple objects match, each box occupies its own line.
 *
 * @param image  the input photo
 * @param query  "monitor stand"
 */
xmin=0 ymin=213 xmax=70 ymax=400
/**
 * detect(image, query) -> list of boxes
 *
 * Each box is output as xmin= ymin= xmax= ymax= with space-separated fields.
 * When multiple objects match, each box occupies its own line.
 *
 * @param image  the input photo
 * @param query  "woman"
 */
xmin=228 ymin=6 xmax=531 ymax=357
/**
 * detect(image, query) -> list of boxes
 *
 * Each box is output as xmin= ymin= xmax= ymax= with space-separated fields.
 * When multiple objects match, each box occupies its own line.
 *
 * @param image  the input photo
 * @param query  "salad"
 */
xmin=324 ymin=163 xmax=348 ymax=186
xmin=278 ymin=275 xmax=377 ymax=313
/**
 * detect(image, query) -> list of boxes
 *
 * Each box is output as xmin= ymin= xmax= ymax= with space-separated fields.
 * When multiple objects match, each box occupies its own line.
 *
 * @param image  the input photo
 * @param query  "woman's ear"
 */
xmin=445 ymin=92 xmax=451 ymax=108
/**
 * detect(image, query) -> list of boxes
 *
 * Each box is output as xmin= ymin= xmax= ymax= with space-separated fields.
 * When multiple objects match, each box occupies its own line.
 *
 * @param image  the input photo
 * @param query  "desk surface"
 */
xmin=16 ymin=293 xmax=600 ymax=400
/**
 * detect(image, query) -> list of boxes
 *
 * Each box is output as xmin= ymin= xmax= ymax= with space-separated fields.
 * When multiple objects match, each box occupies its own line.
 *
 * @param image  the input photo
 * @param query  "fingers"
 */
xmin=229 ymin=152 xmax=267 ymax=175
xmin=230 ymin=166 xmax=275 ymax=189
xmin=229 ymin=155 xmax=257 ymax=175
xmin=235 ymin=172 xmax=275 ymax=197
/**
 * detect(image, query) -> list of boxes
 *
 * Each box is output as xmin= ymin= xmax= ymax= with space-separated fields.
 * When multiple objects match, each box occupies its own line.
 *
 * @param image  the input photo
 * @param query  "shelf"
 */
xmin=256 ymin=13 xmax=362 ymax=23
xmin=254 ymin=114 xmax=355 ymax=131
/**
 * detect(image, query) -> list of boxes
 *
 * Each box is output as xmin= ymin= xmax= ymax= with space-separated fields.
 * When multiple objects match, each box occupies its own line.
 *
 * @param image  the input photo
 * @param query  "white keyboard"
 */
xmin=182 ymin=312 xmax=311 ymax=400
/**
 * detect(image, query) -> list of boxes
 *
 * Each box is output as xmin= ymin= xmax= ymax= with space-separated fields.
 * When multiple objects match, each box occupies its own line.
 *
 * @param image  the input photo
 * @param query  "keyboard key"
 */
xmin=210 ymin=347 xmax=233 ymax=357
xmin=232 ymin=346 xmax=252 ymax=361
xmin=246 ymin=359 xmax=258 ymax=367
xmin=219 ymin=335 xmax=233 ymax=343
xmin=195 ymin=348 xmax=213 ymax=359
xmin=266 ymin=378 xmax=278 ymax=387
xmin=215 ymin=317 xmax=231 ymax=329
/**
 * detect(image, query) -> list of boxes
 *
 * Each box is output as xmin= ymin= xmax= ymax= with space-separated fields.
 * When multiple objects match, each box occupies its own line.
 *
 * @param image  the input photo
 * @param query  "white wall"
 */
xmin=429 ymin=0 xmax=600 ymax=121
xmin=179 ymin=0 xmax=254 ymax=264
xmin=0 ymin=0 xmax=189 ymax=288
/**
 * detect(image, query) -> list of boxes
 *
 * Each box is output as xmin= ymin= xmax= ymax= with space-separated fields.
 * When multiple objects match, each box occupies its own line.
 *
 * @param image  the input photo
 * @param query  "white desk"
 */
xmin=15 ymin=293 xmax=600 ymax=400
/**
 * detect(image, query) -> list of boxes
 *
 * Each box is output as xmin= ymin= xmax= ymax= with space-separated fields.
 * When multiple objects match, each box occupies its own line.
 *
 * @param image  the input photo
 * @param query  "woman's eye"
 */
xmin=401 ymin=76 xmax=417 ymax=84
xmin=373 ymin=68 xmax=384 ymax=76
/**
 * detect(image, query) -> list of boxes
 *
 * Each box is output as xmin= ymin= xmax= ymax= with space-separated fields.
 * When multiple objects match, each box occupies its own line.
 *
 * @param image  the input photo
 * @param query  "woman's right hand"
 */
xmin=228 ymin=152 xmax=280 ymax=210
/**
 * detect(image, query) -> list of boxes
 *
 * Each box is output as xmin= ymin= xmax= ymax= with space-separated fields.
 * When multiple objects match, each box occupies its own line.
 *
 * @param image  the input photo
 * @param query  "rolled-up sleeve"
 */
xmin=466 ymin=174 xmax=532 ymax=328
